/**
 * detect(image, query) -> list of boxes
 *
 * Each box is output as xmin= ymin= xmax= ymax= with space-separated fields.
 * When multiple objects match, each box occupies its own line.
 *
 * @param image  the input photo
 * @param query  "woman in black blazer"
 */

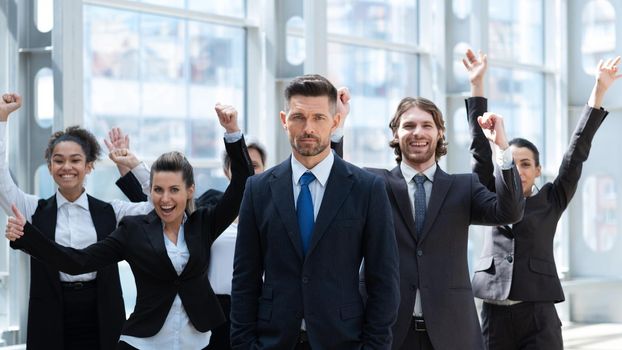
xmin=463 ymin=50 xmax=621 ymax=349
xmin=6 ymin=106 xmax=253 ymax=349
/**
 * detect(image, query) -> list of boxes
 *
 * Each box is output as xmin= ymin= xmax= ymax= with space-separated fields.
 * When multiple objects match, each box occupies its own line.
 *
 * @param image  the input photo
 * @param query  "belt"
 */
xmin=412 ymin=316 xmax=426 ymax=332
xmin=60 ymin=280 xmax=97 ymax=290
xmin=298 ymin=330 xmax=309 ymax=344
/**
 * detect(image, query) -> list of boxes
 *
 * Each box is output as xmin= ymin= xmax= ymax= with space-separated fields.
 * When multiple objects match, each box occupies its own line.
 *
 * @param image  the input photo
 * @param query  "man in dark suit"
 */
xmin=335 ymin=91 xmax=524 ymax=348
xmin=230 ymin=74 xmax=400 ymax=349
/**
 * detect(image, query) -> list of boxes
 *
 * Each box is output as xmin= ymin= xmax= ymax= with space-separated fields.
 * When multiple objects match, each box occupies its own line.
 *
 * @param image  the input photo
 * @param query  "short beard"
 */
xmin=290 ymin=134 xmax=328 ymax=157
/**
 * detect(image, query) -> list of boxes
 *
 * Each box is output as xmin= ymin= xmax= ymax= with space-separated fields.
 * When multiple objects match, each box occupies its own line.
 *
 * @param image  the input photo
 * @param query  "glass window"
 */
xmin=581 ymin=0 xmax=616 ymax=74
xmin=327 ymin=0 xmax=418 ymax=44
xmin=84 ymin=5 xmax=245 ymax=163
xmin=452 ymin=0 xmax=471 ymax=20
xmin=286 ymin=16 xmax=305 ymax=66
xmin=35 ymin=67 xmax=54 ymax=128
xmin=488 ymin=67 xmax=545 ymax=153
xmin=35 ymin=0 xmax=53 ymax=33
xmin=327 ymin=43 xmax=418 ymax=168
xmin=489 ymin=0 xmax=544 ymax=65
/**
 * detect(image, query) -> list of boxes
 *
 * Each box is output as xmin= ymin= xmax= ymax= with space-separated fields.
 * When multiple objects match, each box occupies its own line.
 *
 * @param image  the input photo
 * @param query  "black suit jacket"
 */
xmin=13 ymin=137 xmax=253 ymax=338
xmin=231 ymin=155 xmax=400 ymax=350
xmin=467 ymin=97 xmax=608 ymax=302
xmin=11 ymin=195 xmax=125 ymax=350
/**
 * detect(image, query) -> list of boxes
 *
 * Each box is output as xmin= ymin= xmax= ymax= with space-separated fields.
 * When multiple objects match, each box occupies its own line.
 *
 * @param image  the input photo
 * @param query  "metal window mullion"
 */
xmin=83 ymin=0 xmax=254 ymax=29
xmin=325 ymin=32 xmax=429 ymax=55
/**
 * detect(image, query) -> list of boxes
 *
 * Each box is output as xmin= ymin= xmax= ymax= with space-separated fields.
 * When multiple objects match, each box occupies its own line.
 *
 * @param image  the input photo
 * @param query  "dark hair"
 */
xmin=388 ymin=97 xmax=448 ymax=163
xmin=44 ymin=126 xmax=102 ymax=165
xmin=509 ymin=138 xmax=540 ymax=167
xmin=223 ymin=142 xmax=266 ymax=175
xmin=150 ymin=151 xmax=196 ymax=214
xmin=284 ymin=74 xmax=337 ymax=114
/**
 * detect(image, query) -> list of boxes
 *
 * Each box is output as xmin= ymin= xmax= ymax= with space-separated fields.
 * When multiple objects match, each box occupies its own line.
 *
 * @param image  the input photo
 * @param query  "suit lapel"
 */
xmin=87 ymin=195 xmax=115 ymax=241
xmin=306 ymin=157 xmax=354 ymax=257
xmin=387 ymin=166 xmax=417 ymax=242
xmin=269 ymin=159 xmax=304 ymax=262
xmin=143 ymin=211 xmax=178 ymax=276
xmin=419 ymin=167 xmax=452 ymax=243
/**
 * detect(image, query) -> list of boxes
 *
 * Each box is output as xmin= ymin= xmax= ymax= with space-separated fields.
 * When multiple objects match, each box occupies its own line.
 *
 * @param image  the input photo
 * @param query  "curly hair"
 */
xmin=388 ymin=97 xmax=448 ymax=163
xmin=44 ymin=126 xmax=102 ymax=165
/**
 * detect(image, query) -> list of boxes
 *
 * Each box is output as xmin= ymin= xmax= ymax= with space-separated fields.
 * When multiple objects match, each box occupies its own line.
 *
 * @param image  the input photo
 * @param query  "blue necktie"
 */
xmin=414 ymin=174 xmax=427 ymax=238
xmin=297 ymin=172 xmax=316 ymax=255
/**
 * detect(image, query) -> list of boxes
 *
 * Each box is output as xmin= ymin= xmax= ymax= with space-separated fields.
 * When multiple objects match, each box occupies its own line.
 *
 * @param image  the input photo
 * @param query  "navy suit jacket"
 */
xmin=231 ymin=155 xmax=400 ymax=349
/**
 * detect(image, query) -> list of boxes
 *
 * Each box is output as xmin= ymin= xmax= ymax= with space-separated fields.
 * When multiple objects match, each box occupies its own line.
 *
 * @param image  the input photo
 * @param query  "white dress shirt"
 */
xmin=290 ymin=151 xmax=334 ymax=218
xmin=208 ymin=222 xmax=238 ymax=295
xmin=0 ymin=122 xmax=153 ymax=281
xmin=120 ymin=216 xmax=211 ymax=349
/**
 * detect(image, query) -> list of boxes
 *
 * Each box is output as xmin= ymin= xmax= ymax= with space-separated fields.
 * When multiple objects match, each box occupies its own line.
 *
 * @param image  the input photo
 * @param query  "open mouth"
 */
xmin=160 ymin=205 xmax=175 ymax=215
xmin=409 ymin=140 xmax=429 ymax=149
xmin=59 ymin=174 xmax=77 ymax=180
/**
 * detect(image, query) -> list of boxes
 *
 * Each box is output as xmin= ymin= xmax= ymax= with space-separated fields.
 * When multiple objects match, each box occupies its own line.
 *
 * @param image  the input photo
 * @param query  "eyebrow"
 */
xmin=52 ymin=153 xmax=84 ymax=158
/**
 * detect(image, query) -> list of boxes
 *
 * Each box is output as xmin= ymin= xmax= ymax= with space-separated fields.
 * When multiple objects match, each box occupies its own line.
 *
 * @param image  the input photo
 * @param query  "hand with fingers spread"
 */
xmin=462 ymin=49 xmax=488 ymax=97
xmin=0 ymin=93 xmax=23 ymax=122
xmin=477 ymin=112 xmax=509 ymax=150
xmin=104 ymin=127 xmax=130 ymax=153
xmin=5 ymin=204 xmax=25 ymax=242
xmin=105 ymin=127 xmax=133 ymax=175
xmin=215 ymin=103 xmax=241 ymax=134
xmin=336 ymin=87 xmax=351 ymax=128
xmin=109 ymin=148 xmax=140 ymax=171
xmin=589 ymin=55 xmax=622 ymax=108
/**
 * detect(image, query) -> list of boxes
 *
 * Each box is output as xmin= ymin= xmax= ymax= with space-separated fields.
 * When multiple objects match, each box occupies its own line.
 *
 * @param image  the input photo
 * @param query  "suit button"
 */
xmin=506 ymin=255 xmax=513 ymax=263
xmin=302 ymin=276 xmax=309 ymax=284
xmin=174 ymin=279 xmax=181 ymax=286
xmin=417 ymin=250 xmax=423 ymax=257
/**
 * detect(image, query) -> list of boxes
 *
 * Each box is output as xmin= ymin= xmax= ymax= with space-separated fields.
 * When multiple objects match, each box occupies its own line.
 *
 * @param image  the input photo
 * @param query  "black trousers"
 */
xmin=61 ymin=282 xmax=99 ymax=350
xmin=206 ymin=294 xmax=231 ymax=350
xmin=399 ymin=316 xmax=434 ymax=350
xmin=482 ymin=301 xmax=563 ymax=350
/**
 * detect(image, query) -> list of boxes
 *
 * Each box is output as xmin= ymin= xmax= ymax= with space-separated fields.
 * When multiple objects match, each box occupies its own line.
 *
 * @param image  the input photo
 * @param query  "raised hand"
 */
xmin=336 ymin=87 xmax=351 ymax=128
xmin=5 ymin=204 xmax=25 ymax=241
xmin=477 ymin=112 xmax=509 ymax=150
xmin=0 ymin=93 xmax=22 ymax=122
xmin=104 ymin=127 xmax=130 ymax=153
xmin=595 ymin=56 xmax=622 ymax=91
xmin=589 ymin=55 xmax=622 ymax=108
xmin=215 ymin=103 xmax=241 ymax=133
xmin=462 ymin=49 xmax=488 ymax=97
xmin=109 ymin=148 xmax=140 ymax=171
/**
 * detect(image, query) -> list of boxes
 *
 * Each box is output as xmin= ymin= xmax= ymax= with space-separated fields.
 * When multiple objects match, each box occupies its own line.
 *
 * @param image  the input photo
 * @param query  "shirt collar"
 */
xmin=400 ymin=161 xmax=437 ymax=184
xmin=56 ymin=188 xmax=89 ymax=211
xmin=291 ymin=151 xmax=335 ymax=187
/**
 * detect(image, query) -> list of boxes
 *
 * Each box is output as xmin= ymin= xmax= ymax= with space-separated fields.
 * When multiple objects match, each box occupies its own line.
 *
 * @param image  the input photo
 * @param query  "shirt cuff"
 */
xmin=331 ymin=127 xmax=344 ymax=143
xmin=130 ymin=162 xmax=151 ymax=187
xmin=224 ymin=130 xmax=243 ymax=143
xmin=495 ymin=145 xmax=513 ymax=170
